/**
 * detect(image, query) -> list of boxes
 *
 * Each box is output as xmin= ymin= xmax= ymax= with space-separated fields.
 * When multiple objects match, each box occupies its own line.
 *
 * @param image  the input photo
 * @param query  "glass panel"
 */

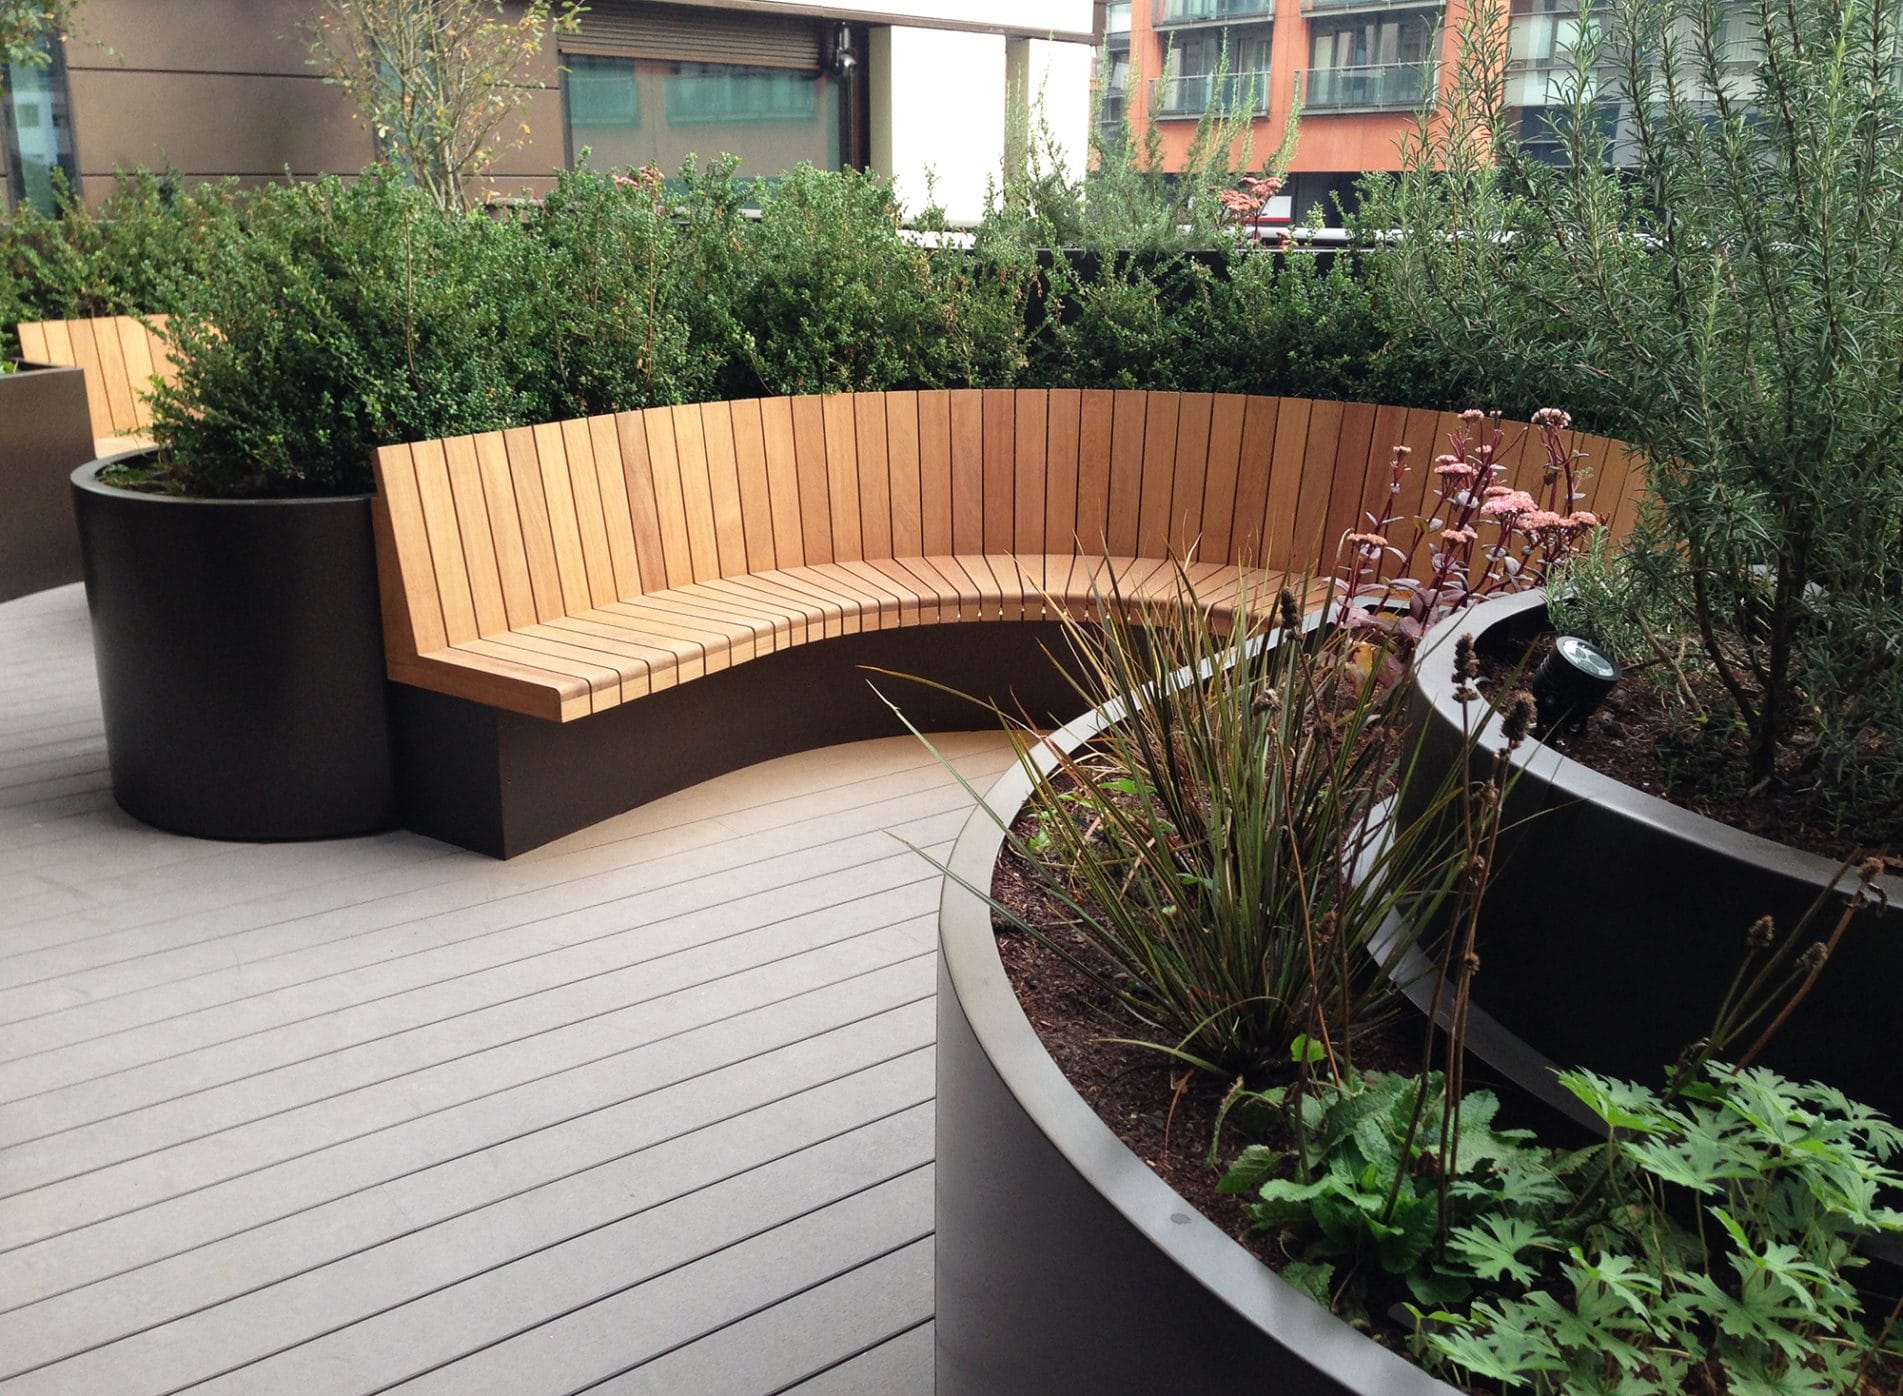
xmin=563 ymin=55 xmax=843 ymax=177
xmin=567 ymin=53 xmax=639 ymax=129
xmin=3 ymin=42 xmax=78 ymax=215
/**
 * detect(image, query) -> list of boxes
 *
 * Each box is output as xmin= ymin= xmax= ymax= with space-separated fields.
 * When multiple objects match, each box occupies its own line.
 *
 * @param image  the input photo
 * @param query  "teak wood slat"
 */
xmin=373 ymin=390 xmax=1649 ymax=724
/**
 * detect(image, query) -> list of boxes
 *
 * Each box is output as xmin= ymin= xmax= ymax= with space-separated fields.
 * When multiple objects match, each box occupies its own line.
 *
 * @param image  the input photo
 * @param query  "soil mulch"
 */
xmin=1479 ymin=638 xmax=1899 ymax=866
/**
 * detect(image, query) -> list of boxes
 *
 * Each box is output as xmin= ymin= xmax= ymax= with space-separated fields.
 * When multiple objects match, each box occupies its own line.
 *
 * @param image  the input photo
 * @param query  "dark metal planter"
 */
xmin=0 ymin=363 xmax=93 ymax=602
xmin=70 ymin=458 xmax=399 ymax=841
xmin=936 ymin=697 xmax=1458 ymax=1396
xmin=1405 ymin=589 xmax=1903 ymax=1123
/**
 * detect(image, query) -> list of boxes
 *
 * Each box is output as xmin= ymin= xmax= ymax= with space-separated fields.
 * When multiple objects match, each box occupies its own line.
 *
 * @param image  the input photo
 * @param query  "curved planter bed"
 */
xmin=1405 ymin=590 xmax=1903 ymax=1126
xmin=71 ymin=457 xmax=399 ymax=841
xmin=936 ymin=695 xmax=1458 ymax=1396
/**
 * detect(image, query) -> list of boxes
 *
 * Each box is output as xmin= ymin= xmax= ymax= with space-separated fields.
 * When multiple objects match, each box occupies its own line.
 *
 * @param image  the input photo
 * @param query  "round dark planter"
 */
xmin=1405 ymin=590 xmax=1903 ymax=1124
xmin=71 ymin=458 xmax=399 ymax=841
xmin=936 ymin=698 xmax=1458 ymax=1396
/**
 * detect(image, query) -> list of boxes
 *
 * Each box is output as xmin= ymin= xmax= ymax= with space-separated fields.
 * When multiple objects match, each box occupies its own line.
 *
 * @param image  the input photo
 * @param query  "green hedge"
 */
xmin=2 ymin=159 xmax=1472 ymax=497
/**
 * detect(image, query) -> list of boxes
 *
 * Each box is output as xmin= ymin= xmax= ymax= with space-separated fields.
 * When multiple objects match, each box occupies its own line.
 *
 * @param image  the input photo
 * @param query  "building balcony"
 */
xmin=1098 ymin=87 xmax=1130 ymax=128
xmin=1153 ymin=0 xmax=1277 ymax=29
xmin=1299 ymin=60 xmax=1437 ymax=111
xmin=1302 ymin=0 xmax=1442 ymax=13
xmin=1153 ymin=69 xmax=1274 ymax=118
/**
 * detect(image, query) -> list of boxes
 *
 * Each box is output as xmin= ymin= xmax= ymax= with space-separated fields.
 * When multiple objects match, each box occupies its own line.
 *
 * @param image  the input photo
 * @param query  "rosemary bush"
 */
xmin=1364 ymin=0 xmax=1903 ymax=838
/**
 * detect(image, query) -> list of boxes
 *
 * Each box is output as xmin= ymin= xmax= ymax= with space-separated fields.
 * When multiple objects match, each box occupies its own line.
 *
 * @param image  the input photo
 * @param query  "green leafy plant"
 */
xmin=0 ymin=169 xmax=238 ymax=357
xmin=0 ymin=0 xmax=80 ymax=67
xmin=147 ymin=168 xmax=530 ymax=496
xmin=1421 ymin=1064 xmax=1903 ymax=1395
xmin=1218 ymin=1068 xmax=1568 ymax=1314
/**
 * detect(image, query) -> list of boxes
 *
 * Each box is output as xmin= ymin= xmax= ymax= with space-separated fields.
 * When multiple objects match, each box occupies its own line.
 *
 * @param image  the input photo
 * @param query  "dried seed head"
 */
xmin=1798 ymin=941 xmax=1830 ymax=975
xmin=1454 ymin=633 xmax=1480 ymax=683
xmin=1454 ymin=683 xmax=1481 ymax=705
xmin=1278 ymin=589 xmax=1302 ymax=633
xmin=1503 ymin=691 xmax=1538 ymax=746
xmin=1252 ymin=686 xmax=1281 ymax=715
xmin=1746 ymin=915 xmax=1776 ymax=950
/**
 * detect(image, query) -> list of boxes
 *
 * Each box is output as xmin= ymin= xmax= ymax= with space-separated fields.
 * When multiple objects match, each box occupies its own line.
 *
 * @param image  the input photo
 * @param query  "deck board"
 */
xmin=0 ymin=584 xmax=1003 ymax=1395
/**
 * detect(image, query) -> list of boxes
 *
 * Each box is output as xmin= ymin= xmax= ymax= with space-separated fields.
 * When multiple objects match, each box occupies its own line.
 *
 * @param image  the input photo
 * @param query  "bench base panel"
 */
xmin=391 ymin=622 xmax=1086 ymax=858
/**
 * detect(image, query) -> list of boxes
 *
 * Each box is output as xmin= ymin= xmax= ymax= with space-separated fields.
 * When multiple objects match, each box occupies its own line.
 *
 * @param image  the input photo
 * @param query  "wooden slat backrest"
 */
xmin=16 ymin=314 xmax=174 ymax=438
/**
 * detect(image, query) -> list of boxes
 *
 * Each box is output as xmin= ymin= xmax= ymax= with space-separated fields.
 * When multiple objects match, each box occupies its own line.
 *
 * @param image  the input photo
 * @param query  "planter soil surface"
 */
xmin=989 ymin=801 xmax=1903 ymax=1396
xmin=1480 ymin=635 xmax=1900 ymax=865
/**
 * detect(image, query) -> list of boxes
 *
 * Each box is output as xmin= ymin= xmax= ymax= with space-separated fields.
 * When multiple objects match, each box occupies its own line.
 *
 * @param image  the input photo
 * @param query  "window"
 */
xmin=2 ymin=38 xmax=78 ymax=214
xmin=562 ymin=54 xmax=843 ymax=176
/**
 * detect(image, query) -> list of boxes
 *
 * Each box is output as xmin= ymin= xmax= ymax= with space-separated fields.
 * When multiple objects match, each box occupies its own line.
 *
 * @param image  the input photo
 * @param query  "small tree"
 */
xmin=0 ymin=0 xmax=82 ymax=67
xmin=1365 ymin=0 xmax=1903 ymax=837
xmin=305 ymin=0 xmax=583 ymax=213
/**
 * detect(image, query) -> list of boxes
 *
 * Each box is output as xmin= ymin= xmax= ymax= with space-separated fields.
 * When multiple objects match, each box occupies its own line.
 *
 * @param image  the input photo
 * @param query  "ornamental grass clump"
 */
xmin=914 ymin=570 xmax=1486 ymax=1080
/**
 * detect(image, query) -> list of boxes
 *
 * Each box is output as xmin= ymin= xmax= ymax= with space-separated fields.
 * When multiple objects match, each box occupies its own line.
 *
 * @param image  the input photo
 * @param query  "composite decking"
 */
xmin=0 ymin=583 xmax=1014 ymax=1395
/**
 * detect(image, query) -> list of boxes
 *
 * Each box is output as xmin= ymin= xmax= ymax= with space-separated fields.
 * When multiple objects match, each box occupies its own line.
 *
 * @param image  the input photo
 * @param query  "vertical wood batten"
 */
xmin=758 ymin=395 xmax=805 ymax=568
xmin=1012 ymin=390 xmax=1049 ymax=578
xmin=671 ymin=403 xmax=723 ymax=583
xmin=1166 ymin=392 xmax=1214 ymax=561
xmin=917 ymin=390 xmax=954 ymax=557
xmin=473 ymin=432 xmax=539 ymax=628
xmin=1105 ymin=390 xmax=1147 ymax=556
xmin=1073 ymin=389 xmax=1115 ymax=557
xmin=791 ymin=395 xmax=834 ymax=565
xmin=586 ymin=413 xmax=641 ymax=597
xmin=948 ymin=389 xmax=984 ymax=555
xmin=1199 ymin=393 xmax=1247 ymax=567
xmin=699 ymin=400 xmax=750 ymax=580
xmin=372 ymin=443 xmax=449 ymax=654
xmin=729 ymin=397 xmax=780 ymax=574
xmin=442 ymin=434 xmax=508 ymax=637
xmin=501 ymin=425 xmax=567 ymax=623
xmin=556 ymin=417 xmax=619 ymax=607
xmin=853 ymin=393 xmax=894 ymax=561
xmin=885 ymin=391 xmax=924 ymax=559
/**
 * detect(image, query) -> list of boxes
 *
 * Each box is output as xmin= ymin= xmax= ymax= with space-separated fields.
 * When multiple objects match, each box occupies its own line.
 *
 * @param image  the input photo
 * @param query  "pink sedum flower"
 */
xmin=1480 ymin=489 xmax=1539 ymax=518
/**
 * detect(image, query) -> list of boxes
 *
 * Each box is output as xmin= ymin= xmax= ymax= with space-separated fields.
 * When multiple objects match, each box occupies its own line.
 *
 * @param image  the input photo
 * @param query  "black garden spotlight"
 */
xmin=1530 ymin=635 xmax=1621 ymax=735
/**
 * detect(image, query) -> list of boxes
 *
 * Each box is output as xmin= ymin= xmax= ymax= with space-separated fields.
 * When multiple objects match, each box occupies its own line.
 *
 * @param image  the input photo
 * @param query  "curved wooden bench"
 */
xmin=373 ymin=390 xmax=1645 ymax=722
xmin=16 ymin=314 xmax=177 ymax=458
xmin=372 ymin=389 xmax=1646 ymax=853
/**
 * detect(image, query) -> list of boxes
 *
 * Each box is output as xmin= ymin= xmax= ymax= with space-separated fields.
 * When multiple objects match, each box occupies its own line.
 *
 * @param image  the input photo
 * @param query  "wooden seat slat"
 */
xmin=599 ymin=587 xmax=791 ymax=651
xmin=695 ymin=573 xmax=836 ymax=642
xmin=584 ymin=602 xmax=751 ymax=667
